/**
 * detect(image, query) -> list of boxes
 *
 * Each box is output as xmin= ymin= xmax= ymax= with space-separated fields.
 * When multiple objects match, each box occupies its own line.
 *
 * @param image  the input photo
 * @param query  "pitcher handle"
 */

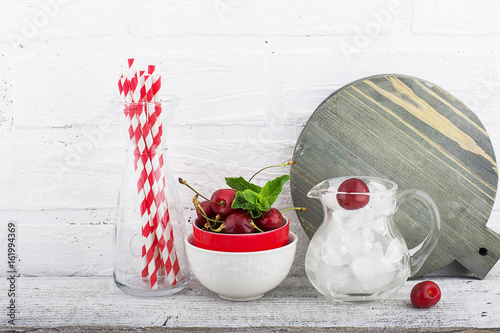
xmin=397 ymin=189 xmax=441 ymax=277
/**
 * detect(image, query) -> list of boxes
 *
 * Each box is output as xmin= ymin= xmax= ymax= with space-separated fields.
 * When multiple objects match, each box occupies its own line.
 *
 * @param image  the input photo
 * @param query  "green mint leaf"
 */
xmin=229 ymin=173 xmax=290 ymax=219
xmin=260 ymin=174 xmax=291 ymax=207
xmin=243 ymin=189 xmax=271 ymax=212
xmin=231 ymin=191 xmax=258 ymax=210
xmin=230 ymin=191 xmax=263 ymax=218
xmin=247 ymin=209 xmax=262 ymax=219
xmin=225 ymin=177 xmax=262 ymax=193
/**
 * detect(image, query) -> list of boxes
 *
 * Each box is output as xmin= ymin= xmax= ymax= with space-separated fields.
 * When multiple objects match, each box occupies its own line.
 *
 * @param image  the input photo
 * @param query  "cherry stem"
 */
xmin=212 ymin=223 xmax=226 ymax=232
xmin=179 ymin=178 xmax=218 ymax=204
xmin=250 ymin=220 xmax=264 ymax=233
xmin=248 ymin=161 xmax=295 ymax=182
xmin=209 ymin=215 xmax=224 ymax=232
xmin=280 ymin=207 xmax=307 ymax=213
xmin=193 ymin=195 xmax=222 ymax=225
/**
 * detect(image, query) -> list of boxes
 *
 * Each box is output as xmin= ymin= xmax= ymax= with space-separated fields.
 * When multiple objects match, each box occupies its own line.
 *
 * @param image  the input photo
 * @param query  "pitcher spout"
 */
xmin=307 ymin=179 xmax=330 ymax=199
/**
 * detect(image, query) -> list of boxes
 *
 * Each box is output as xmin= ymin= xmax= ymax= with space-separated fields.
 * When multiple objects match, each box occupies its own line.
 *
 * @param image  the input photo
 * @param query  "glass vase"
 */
xmin=113 ymin=97 xmax=190 ymax=296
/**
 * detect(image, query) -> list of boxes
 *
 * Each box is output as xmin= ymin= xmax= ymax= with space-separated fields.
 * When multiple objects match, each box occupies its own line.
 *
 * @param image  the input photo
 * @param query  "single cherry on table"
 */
xmin=410 ymin=281 xmax=441 ymax=308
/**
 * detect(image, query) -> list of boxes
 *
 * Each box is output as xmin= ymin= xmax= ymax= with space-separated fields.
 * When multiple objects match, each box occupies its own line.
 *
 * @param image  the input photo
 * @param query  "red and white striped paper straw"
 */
xmin=147 ymin=66 xmax=182 ymax=283
xmin=118 ymin=59 xmax=181 ymax=288
xmin=119 ymin=74 xmax=150 ymax=279
xmin=141 ymin=73 xmax=180 ymax=285
xmin=124 ymin=59 xmax=161 ymax=288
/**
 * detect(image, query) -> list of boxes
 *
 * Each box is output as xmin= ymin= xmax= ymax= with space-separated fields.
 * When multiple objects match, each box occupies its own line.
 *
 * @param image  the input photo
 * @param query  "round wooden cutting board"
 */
xmin=291 ymin=74 xmax=499 ymax=278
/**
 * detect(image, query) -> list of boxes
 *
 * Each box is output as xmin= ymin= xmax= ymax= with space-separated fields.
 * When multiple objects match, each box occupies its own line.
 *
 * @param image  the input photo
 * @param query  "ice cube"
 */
xmin=363 ymin=228 xmax=376 ymax=243
xmin=332 ymin=208 xmax=369 ymax=229
xmin=342 ymin=229 xmax=373 ymax=257
xmin=308 ymin=263 xmax=363 ymax=296
xmin=306 ymin=219 xmax=350 ymax=267
xmin=367 ymin=192 xmax=396 ymax=217
xmin=382 ymin=238 xmax=405 ymax=264
xmin=327 ymin=178 xmax=344 ymax=192
xmin=350 ymin=242 xmax=397 ymax=292
xmin=316 ymin=179 xmax=343 ymax=210
xmin=366 ymin=216 xmax=387 ymax=234
xmin=325 ymin=220 xmax=343 ymax=243
xmin=367 ymin=180 xmax=386 ymax=193
xmin=321 ymin=243 xmax=350 ymax=266
xmin=323 ymin=212 xmax=338 ymax=231
xmin=326 ymin=265 xmax=363 ymax=295
xmin=380 ymin=194 xmax=397 ymax=215
xmin=365 ymin=180 xmax=397 ymax=216
xmin=322 ymin=192 xmax=340 ymax=210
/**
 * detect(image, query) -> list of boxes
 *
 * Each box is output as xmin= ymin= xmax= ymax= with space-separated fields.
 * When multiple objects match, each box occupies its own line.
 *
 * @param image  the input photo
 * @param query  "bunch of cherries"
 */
xmin=179 ymin=161 xmax=305 ymax=234
xmin=192 ymin=189 xmax=285 ymax=234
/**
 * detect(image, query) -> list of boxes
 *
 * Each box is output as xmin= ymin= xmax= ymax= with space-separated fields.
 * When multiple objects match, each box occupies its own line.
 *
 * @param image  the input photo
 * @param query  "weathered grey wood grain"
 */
xmin=291 ymin=74 xmax=499 ymax=279
xmin=0 ymin=276 xmax=499 ymax=330
xmin=1 ymin=328 xmax=499 ymax=333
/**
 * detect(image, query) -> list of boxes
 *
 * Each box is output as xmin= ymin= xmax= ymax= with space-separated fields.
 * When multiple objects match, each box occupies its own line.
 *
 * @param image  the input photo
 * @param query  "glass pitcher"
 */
xmin=305 ymin=176 xmax=440 ymax=302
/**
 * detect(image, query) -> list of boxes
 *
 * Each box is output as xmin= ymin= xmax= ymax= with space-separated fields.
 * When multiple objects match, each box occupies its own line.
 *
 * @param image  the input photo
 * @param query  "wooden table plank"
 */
xmin=1 ymin=276 xmax=499 ymax=330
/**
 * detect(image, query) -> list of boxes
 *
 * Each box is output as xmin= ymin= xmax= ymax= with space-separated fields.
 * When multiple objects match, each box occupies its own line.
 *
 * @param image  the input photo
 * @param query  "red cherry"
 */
xmin=254 ymin=208 xmax=284 ymax=231
xmin=410 ymin=281 xmax=441 ymax=308
xmin=336 ymin=178 xmax=370 ymax=210
xmin=195 ymin=201 xmax=214 ymax=228
xmin=210 ymin=189 xmax=238 ymax=218
xmin=222 ymin=212 xmax=255 ymax=234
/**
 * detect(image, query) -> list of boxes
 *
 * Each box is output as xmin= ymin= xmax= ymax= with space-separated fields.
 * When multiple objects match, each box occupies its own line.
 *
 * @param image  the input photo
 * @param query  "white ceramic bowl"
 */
xmin=185 ymin=232 xmax=297 ymax=301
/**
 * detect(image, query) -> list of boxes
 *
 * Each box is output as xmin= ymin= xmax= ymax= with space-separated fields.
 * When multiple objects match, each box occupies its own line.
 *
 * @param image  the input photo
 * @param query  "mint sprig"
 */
xmin=260 ymin=175 xmax=290 ymax=206
xmin=226 ymin=174 xmax=290 ymax=218
xmin=225 ymin=177 xmax=262 ymax=193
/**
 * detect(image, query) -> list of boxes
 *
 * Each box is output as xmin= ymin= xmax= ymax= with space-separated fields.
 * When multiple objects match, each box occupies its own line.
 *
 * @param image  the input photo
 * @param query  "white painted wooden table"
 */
xmin=3 ymin=213 xmax=499 ymax=331
xmin=2 ymin=273 xmax=499 ymax=332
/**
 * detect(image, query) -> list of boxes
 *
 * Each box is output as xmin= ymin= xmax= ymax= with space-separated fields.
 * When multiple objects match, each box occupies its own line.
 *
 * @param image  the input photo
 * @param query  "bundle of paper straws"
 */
xmin=118 ymin=58 xmax=182 ymax=288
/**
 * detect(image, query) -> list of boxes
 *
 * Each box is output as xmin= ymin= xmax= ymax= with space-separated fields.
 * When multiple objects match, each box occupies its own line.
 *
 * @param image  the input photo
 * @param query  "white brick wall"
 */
xmin=0 ymin=0 xmax=499 ymax=277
